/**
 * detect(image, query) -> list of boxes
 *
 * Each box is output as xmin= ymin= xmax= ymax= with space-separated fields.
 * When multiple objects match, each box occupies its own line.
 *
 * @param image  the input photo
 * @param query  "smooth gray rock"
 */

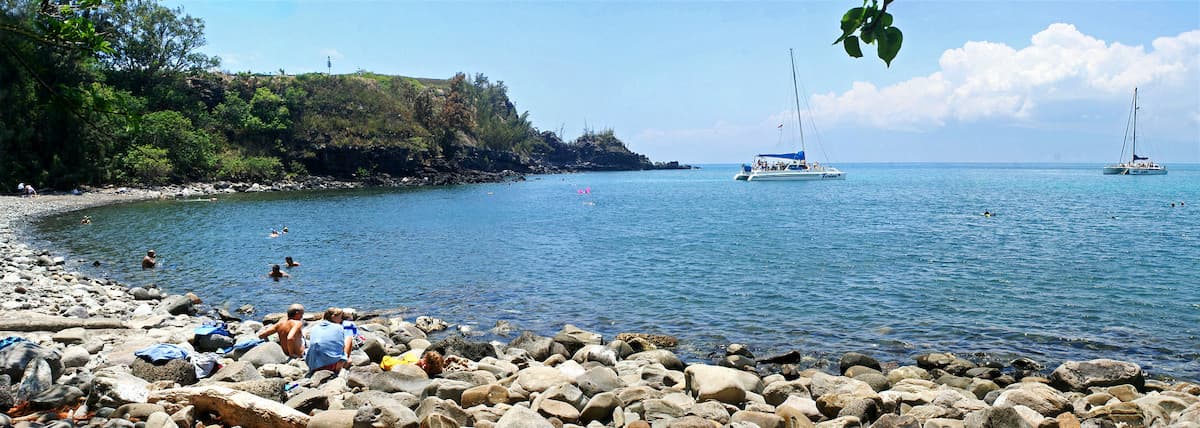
xmin=553 ymin=324 xmax=603 ymax=354
xmin=964 ymin=406 xmax=1032 ymax=428
xmin=577 ymin=366 xmax=625 ymax=397
xmin=220 ymin=378 xmax=287 ymax=401
xmin=428 ymin=335 xmax=497 ymax=361
xmin=52 ymin=327 xmax=88 ymax=344
xmin=626 ymin=349 xmax=685 ymax=371
xmin=509 ymin=332 xmax=555 ymax=361
xmin=284 ymin=388 xmax=330 ymax=413
xmin=840 ymin=352 xmax=882 ymax=373
xmin=496 ymin=405 xmax=554 ymax=428
xmin=368 ymin=367 xmax=431 ymax=395
xmin=414 ymin=397 xmax=470 ymax=427
xmin=61 ymin=345 xmax=91 ymax=369
xmin=113 ymin=403 xmax=167 ymax=420
xmin=30 ymin=384 xmax=84 ymax=409
xmin=156 ymin=295 xmax=193 ymax=315
xmin=238 ymin=341 xmax=288 ymax=367
xmin=1049 ymin=359 xmax=1144 ymax=392
xmin=205 ymin=361 xmax=262 ymax=383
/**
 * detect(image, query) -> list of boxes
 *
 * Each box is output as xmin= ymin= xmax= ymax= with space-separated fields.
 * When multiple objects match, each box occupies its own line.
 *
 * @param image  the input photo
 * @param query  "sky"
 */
xmin=167 ymin=1 xmax=1200 ymax=164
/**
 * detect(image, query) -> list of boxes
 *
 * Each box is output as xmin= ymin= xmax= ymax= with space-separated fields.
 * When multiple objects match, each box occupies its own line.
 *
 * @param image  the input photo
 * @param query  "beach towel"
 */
xmin=0 ymin=336 xmax=28 ymax=353
xmin=190 ymin=352 xmax=220 ymax=378
xmin=217 ymin=338 xmax=265 ymax=355
xmin=193 ymin=321 xmax=232 ymax=337
xmin=134 ymin=344 xmax=190 ymax=364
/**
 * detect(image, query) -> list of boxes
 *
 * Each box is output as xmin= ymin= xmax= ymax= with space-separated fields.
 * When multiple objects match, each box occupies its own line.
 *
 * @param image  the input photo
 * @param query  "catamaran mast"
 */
xmin=789 ymin=48 xmax=807 ymax=155
xmin=1131 ymin=87 xmax=1138 ymax=163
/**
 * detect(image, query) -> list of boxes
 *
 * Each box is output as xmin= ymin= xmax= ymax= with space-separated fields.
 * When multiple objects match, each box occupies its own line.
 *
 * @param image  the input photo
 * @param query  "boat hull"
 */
xmin=1103 ymin=166 xmax=1167 ymax=175
xmin=745 ymin=170 xmax=846 ymax=181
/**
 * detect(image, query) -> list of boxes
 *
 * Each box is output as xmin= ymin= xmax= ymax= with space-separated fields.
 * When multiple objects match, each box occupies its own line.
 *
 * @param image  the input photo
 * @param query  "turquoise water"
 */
xmin=37 ymin=164 xmax=1200 ymax=380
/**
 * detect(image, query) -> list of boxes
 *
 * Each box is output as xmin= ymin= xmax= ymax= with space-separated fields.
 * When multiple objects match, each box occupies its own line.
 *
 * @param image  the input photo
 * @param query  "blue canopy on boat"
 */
xmin=757 ymin=151 xmax=805 ymax=160
xmin=1133 ymin=154 xmax=1149 ymax=161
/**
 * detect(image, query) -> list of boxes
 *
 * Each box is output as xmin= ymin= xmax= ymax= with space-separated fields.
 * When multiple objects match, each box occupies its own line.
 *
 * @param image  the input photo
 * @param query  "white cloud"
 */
xmin=810 ymin=24 xmax=1200 ymax=131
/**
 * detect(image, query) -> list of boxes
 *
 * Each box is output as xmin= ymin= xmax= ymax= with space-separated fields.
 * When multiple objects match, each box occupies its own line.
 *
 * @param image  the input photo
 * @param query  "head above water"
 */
xmin=271 ymin=264 xmax=282 ymax=272
xmin=287 ymin=303 xmax=305 ymax=319
xmin=147 ymin=250 xmax=155 ymax=257
xmin=322 ymin=307 xmax=344 ymax=321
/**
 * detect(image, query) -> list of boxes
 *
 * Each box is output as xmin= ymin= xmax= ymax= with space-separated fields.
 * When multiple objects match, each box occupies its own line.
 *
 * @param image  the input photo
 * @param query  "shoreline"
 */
xmin=2 ymin=187 xmax=1198 ymax=427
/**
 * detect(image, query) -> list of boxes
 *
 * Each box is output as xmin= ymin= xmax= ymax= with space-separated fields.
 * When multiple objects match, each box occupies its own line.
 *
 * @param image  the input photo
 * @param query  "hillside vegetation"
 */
xmin=0 ymin=0 xmax=663 ymax=190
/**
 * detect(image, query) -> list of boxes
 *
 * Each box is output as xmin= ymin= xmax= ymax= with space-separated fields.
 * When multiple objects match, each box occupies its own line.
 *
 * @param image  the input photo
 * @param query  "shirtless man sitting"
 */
xmin=257 ymin=304 xmax=305 ymax=358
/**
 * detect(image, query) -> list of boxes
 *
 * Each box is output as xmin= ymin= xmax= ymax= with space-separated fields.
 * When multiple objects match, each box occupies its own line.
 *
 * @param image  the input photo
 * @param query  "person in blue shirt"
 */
xmin=305 ymin=307 xmax=352 ymax=374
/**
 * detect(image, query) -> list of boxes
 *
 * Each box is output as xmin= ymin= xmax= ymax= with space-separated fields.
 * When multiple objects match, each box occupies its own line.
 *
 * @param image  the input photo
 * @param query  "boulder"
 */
xmin=963 ymin=406 xmax=1032 ymax=428
xmin=461 ymin=384 xmax=509 ymax=408
xmin=306 ymin=409 xmax=356 ymax=428
xmin=368 ymin=366 xmax=430 ymax=395
xmin=731 ymin=410 xmax=785 ymax=428
xmin=239 ymin=341 xmax=289 ymax=367
xmin=206 ymin=361 xmax=263 ymax=383
xmin=536 ymin=398 xmax=580 ymax=422
xmin=1049 ymin=359 xmax=1144 ymax=392
xmin=0 ymin=341 xmax=63 ymax=382
xmin=52 ymin=327 xmax=88 ymax=344
xmin=148 ymin=385 xmax=308 ymax=428
xmin=221 ymin=378 xmax=288 ymax=402
xmin=763 ymin=379 xmax=812 ymax=406
xmin=992 ymin=383 xmax=1072 ymax=417
xmin=30 ymin=384 xmax=84 ymax=409
xmin=131 ymin=358 xmax=197 ymax=385
xmin=414 ymin=397 xmax=470 ymax=427
xmin=553 ymin=324 xmax=603 ymax=354
xmin=627 ymin=349 xmax=685 ymax=371
xmin=88 ymin=367 xmax=151 ymax=408
xmin=887 ymin=366 xmax=931 ymax=384
xmin=284 ymin=388 xmax=330 ymax=413
xmin=145 ymin=411 xmax=179 ymax=428
xmin=509 ymin=332 xmax=556 ymax=361
xmin=495 ymin=405 xmax=554 ymax=428
xmin=517 ymin=366 xmax=573 ymax=393
xmin=424 ymin=378 xmax=474 ymax=403
xmin=684 ymin=364 xmax=763 ymax=405
xmin=573 ymin=344 xmax=618 ymax=366
xmin=576 ymin=366 xmax=625 ymax=397
xmin=840 ymin=352 xmax=882 ymax=374
xmin=580 ymin=392 xmax=622 ymax=423
xmin=429 ymin=335 xmax=497 ymax=361
xmin=156 ymin=295 xmax=193 ymax=315
xmin=61 ymin=345 xmax=91 ymax=369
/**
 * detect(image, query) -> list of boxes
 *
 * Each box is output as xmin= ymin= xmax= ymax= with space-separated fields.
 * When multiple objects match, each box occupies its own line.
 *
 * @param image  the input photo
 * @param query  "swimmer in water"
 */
xmin=983 ymin=211 xmax=992 ymax=217
xmin=285 ymin=256 xmax=300 ymax=268
xmin=141 ymin=250 xmax=157 ymax=269
xmin=269 ymin=229 xmax=280 ymax=238
xmin=282 ymin=226 xmax=289 ymax=234
xmin=269 ymin=264 xmax=289 ymax=279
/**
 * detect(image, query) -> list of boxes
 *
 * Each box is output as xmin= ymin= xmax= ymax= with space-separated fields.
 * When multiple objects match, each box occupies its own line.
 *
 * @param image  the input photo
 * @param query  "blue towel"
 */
xmin=218 ymin=338 xmax=265 ymax=355
xmin=0 ymin=336 xmax=28 ymax=353
xmin=134 ymin=344 xmax=190 ymax=364
xmin=194 ymin=325 xmax=232 ymax=337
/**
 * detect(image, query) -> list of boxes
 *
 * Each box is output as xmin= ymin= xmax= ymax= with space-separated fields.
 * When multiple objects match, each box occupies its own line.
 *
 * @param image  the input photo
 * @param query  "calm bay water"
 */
xmin=37 ymin=164 xmax=1200 ymax=380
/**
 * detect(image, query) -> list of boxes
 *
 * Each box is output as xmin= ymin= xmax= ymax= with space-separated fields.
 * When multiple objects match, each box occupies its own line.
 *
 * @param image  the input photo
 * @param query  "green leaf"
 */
xmin=861 ymin=26 xmax=876 ymax=44
xmin=878 ymin=27 xmax=903 ymax=66
xmin=844 ymin=35 xmax=864 ymax=58
xmin=880 ymin=12 xmax=893 ymax=28
xmin=835 ymin=7 xmax=865 ymax=44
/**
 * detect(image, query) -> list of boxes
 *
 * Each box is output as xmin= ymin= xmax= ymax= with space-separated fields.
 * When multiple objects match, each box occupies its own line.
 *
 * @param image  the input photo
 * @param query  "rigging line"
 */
xmin=1118 ymin=92 xmax=1133 ymax=162
xmin=794 ymin=68 xmax=835 ymax=164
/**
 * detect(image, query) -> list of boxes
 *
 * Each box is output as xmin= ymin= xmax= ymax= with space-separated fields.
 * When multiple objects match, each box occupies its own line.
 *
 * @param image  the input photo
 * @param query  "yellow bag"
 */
xmin=380 ymin=350 xmax=422 ymax=371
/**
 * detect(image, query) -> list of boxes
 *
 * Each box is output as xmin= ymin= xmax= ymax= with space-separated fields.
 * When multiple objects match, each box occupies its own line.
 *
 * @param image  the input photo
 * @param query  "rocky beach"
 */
xmin=2 ymin=189 xmax=1199 ymax=428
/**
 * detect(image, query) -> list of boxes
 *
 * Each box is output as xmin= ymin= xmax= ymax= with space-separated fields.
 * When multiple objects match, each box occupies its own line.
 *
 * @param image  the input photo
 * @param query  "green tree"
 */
xmin=99 ymin=0 xmax=218 ymax=94
xmin=834 ymin=0 xmax=903 ymax=67
xmin=132 ymin=110 xmax=214 ymax=179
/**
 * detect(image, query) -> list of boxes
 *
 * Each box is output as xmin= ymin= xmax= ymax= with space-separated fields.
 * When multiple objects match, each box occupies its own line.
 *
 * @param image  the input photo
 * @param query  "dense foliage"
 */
xmin=835 ymin=0 xmax=903 ymax=67
xmin=1 ymin=0 xmax=647 ymax=191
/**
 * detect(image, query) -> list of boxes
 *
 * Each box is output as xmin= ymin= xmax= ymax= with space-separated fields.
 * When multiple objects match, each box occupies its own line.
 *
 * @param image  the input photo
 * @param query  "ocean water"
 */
xmin=36 ymin=164 xmax=1200 ymax=380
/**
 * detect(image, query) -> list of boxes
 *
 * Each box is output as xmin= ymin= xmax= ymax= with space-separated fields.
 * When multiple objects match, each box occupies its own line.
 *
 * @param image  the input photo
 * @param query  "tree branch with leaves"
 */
xmin=834 ymin=0 xmax=902 ymax=67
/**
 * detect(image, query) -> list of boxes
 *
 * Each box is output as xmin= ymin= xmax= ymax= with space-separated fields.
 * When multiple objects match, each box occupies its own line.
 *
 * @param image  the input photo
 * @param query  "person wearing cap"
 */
xmin=257 ymin=304 xmax=306 ymax=358
xmin=141 ymin=250 xmax=157 ymax=269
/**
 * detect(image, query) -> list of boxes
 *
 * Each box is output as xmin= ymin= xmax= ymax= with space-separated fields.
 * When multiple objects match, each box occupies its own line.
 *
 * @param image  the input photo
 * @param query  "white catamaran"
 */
xmin=735 ymin=49 xmax=844 ymax=181
xmin=1103 ymin=88 xmax=1167 ymax=176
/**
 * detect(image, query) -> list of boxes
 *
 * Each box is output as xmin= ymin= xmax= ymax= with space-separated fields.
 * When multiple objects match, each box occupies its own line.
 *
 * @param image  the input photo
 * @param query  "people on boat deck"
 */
xmin=269 ymin=264 xmax=289 ymax=279
xmin=285 ymin=256 xmax=300 ymax=268
xmin=257 ymin=303 xmax=305 ymax=358
xmin=141 ymin=250 xmax=156 ymax=269
xmin=305 ymin=307 xmax=353 ymax=375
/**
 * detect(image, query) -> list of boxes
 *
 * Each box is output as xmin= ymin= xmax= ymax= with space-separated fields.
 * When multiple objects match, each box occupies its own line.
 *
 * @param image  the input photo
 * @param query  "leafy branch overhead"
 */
xmin=834 ymin=0 xmax=902 ymax=67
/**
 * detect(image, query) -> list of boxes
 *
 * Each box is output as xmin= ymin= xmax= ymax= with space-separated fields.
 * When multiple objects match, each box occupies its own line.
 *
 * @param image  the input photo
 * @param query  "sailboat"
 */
xmin=1102 ymin=88 xmax=1167 ymax=175
xmin=734 ymin=49 xmax=845 ymax=181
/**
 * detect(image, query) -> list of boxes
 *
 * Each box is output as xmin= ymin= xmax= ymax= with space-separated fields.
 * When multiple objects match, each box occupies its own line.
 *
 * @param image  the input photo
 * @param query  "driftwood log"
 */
xmin=0 ymin=316 xmax=128 ymax=331
xmin=149 ymin=386 xmax=309 ymax=428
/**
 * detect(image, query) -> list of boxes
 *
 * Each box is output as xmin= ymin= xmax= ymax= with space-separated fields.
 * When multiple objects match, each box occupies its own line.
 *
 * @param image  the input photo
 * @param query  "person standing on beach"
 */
xmin=141 ymin=250 xmax=156 ymax=269
xmin=305 ymin=307 xmax=353 ymax=375
xmin=257 ymin=304 xmax=305 ymax=358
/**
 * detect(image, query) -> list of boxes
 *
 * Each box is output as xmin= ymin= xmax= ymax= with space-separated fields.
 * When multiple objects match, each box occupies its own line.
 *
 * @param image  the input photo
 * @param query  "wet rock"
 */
xmin=508 ymin=332 xmax=556 ymax=361
xmin=573 ymin=344 xmax=618 ymax=367
xmin=759 ymin=350 xmax=804 ymax=365
xmin=840 ymin=352 xmax=882 ymax=374
xmin=414 ymin=316 xmax=449 ymax=333
xmin=720 ymin=354 xmax=757 ymax=371
xmin=429 ymin=335 xmax=497 ymax=361
xmin=130 ymin=359 xmax=197 ymax=385
xmin=1049 ymin=359 xmax=1144 ymax=392
xmin=626 ymin=349 xmax=685 ymax=371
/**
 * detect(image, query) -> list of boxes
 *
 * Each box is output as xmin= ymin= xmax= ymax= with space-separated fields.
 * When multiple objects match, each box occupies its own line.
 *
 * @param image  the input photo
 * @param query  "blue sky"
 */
xmin=169 ymin=1 xmax=1200 ymax=164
